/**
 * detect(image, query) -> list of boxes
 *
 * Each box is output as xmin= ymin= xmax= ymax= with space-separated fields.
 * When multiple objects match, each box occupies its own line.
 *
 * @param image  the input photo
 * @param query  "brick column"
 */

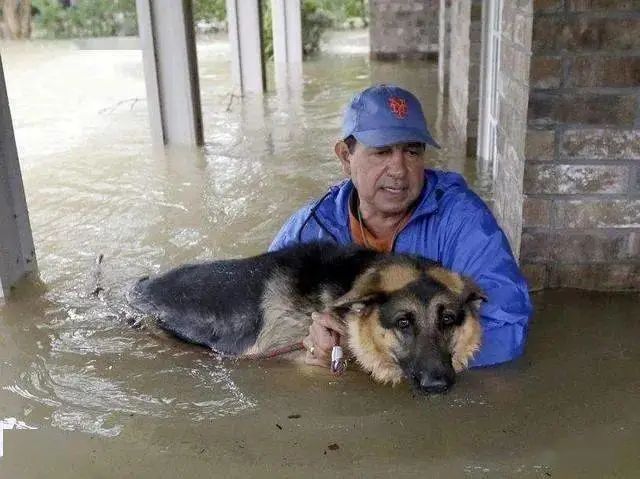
xmin=522 ymin=1 xmax=640 ymax=290
xmin=447 ymin=0 xmax=471 ymax=142
xmin=491 ymin=0 xmax=533 ymax=256
xmin=369 ymin=0 xmax=439 ymax=60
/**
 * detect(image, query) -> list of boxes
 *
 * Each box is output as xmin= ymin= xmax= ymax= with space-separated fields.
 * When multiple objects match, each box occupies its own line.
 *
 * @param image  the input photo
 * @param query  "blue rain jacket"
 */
xmin=269 ymin=169 xmax=532 ymax=367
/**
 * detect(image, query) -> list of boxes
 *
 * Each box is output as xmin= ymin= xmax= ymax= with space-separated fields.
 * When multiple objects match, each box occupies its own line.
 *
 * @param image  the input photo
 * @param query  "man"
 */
xmin=269 ymin=84 xmax=532 ymax=369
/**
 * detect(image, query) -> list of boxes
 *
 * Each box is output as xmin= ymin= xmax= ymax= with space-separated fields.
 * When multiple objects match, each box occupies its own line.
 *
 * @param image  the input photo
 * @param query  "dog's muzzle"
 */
xmin=411 ymin=369 xmax=455 ymax=395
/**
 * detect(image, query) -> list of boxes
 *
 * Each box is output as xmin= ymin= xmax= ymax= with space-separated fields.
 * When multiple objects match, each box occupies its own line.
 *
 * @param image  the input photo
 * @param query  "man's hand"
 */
xmin=302 ymin=312 xmax=345 ymax=367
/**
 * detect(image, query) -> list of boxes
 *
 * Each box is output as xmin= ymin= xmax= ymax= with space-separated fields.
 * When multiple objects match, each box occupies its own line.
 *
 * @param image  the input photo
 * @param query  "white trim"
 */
xmin=477 ymin=0 xmax=503 ymax=175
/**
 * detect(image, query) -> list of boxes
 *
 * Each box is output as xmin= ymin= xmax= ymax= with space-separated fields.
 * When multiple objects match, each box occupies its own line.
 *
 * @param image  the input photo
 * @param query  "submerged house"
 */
xmin=370 ymin=0 xmax=639 ymax=291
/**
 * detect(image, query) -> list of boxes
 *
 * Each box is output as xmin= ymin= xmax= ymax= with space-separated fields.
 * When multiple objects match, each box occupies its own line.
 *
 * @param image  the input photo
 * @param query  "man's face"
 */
xmin=336 ymin=141 xmax=426 ymax=216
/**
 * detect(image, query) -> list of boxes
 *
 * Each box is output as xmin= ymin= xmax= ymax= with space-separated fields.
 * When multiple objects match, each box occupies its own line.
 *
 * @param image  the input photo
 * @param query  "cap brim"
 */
xmin=353 ymin=127 xmax=440 ymax=149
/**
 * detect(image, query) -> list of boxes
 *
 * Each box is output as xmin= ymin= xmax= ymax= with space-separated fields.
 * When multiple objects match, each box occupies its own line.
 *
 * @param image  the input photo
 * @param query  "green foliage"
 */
xmin=313 ymin=0 xmax=367 ymax=25
xmin=32 ymin=0 xmax=226 ymax=39
xmin=262 ymin=0 xmax=334 ymax=60
xmin=30 ymin=0 xmax=364 ymax=58
xmin=262 ymin=3 xmax=274 ymax=60
xmin=32 ymin=0 xmax=137 ymax=38
xmin=300 ymin=0 xmax=333 ymax=56
xmin=191 ymin=0 xmax=366 ymax=26
xmin=193 ymin=0 xmax=225 ymax=23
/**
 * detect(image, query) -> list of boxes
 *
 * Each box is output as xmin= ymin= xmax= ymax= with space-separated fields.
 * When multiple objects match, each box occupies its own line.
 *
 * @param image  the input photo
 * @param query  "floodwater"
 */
xmin=0 ymin=31 xmax=639 ymax=478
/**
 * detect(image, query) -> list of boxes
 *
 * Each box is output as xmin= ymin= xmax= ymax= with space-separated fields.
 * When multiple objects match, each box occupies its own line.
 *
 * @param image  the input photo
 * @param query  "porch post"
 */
xmin=0 ymin=55 xmax=37 ymax=301
xmin=271 ymin=0 xmax=303 ymax=86
xmin=226 ymin=0 xmax=266 ymax=94
xmin=136 ymin=0 xmax=204 ymax=146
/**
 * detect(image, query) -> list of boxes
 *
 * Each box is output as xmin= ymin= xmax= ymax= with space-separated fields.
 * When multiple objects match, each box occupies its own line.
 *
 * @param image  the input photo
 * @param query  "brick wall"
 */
xmin=492 ymin=0 xmax=534 ymax=257
xmin=522 ymin=0 xmax=640 ymax=290
xmin=369 ymin=0 xmax=440 ymax=60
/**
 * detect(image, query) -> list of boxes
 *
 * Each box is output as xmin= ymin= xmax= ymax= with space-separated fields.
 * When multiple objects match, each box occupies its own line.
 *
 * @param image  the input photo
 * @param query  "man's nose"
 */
xmin=387 ymin=147 xmax=407 ymax=176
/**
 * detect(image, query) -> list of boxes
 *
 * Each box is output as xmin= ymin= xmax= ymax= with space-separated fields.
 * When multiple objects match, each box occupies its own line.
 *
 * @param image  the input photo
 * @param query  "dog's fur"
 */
xmin=128 ymin=242 xmax=485 ymax=393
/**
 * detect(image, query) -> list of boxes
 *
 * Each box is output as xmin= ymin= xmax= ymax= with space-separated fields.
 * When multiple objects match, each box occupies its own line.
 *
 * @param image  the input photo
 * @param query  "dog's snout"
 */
xmin=413 ymin=370 xmax=454 ymax=394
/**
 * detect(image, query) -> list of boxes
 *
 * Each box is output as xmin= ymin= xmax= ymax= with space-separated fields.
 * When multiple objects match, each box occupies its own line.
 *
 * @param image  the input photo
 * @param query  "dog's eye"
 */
xmin=441 ymin=312 xmax=457 ymax=327
xmin=395 ymin=313 xmax=413 ymax=329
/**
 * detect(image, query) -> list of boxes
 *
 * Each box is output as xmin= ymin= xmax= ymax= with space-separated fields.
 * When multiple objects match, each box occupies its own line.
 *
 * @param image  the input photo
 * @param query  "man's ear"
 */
xmin=334 ymin=141 xmax=351 ymax=176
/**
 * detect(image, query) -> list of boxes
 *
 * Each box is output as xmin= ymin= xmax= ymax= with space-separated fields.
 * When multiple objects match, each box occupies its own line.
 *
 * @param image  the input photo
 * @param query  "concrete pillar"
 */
xmin=271 ymin=0 xmax=303 ymax=89
xmin=0 ymin=56 xmax=37 ymax=301
xmin=136 ymin=0 xmax=203 ymax=147
xmin=226 ymin=0 xmax=266 ymax=94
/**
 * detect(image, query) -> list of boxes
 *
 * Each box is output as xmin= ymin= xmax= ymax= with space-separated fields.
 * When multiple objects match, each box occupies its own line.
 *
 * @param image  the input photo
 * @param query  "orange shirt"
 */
xmin=349 ymin=208 xmax=413 ymax=253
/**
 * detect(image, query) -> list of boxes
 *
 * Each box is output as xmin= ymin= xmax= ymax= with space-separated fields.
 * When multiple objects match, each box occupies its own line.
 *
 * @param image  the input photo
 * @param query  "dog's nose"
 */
xmin=414 ymin=371 xmax=453 ymax=394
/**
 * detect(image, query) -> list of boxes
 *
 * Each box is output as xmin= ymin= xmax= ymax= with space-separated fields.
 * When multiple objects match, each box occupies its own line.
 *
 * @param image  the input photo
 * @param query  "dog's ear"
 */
xmin=331 ymin=293 xmax=386 ymax=317
xmin=331 ymin=267 xmax=386 ymax=317
xmin=462 ymin=279 xmax=487 ymax=311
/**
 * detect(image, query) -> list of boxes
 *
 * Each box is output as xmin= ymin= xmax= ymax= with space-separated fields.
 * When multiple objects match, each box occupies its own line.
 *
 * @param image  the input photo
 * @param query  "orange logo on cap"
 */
xmin=388 ymin=97 xmax=408 ymax=119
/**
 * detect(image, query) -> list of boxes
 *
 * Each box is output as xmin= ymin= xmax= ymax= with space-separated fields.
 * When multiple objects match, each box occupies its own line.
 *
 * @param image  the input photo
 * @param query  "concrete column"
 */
xmin=136 ymin=0 xmax=203 ymax=147
xmin=0 ymin=56 xmax=37 ymax=301
xmin=271 ymin=0 xmax=302 ymax=93
xmin=226 ymin=0 xmax=266 ymax=94
xmin=271 ymin=0 xmax=303 ymax=88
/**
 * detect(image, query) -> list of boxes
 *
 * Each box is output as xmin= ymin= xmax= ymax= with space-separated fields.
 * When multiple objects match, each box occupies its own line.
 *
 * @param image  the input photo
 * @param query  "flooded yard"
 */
xmin=0 ymin=31 xmax=638 ymax=477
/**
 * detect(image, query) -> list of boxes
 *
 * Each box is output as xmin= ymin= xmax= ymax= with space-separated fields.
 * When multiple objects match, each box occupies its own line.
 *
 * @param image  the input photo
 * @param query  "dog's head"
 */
xmin=332 ymin=257 xmax=485 ymax=394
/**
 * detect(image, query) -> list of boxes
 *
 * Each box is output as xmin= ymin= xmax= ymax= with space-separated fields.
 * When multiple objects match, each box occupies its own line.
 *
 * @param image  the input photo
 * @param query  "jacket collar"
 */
xmin=312 ymin=170 xmax=441 ymax=241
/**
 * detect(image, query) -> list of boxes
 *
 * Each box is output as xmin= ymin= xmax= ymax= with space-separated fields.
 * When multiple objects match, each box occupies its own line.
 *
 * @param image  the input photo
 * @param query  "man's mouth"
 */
xmin=381 ymin=186 xmax=408 ymax=194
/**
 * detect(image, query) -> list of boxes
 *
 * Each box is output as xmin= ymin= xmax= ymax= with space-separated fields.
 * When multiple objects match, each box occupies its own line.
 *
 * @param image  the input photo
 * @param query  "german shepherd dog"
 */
xmin=128 ymin=242 xmax=485 ymax=394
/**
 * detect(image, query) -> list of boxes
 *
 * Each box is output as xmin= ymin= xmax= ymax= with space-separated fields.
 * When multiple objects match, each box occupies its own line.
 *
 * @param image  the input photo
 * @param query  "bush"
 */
xmin=300 ymin=1 xmax=334 ymax=56
xmin=193 ymin=0 xmax=225 ymax=24
xmin=31 ymin=0 xmax=346 ymax=58
xmin=32 ymin=0 xmax=137 ymax=38
xmin=314 ymin=0 xmax=367 ymax=26
xmin=262 ymin=0 xmax=334 ymax=59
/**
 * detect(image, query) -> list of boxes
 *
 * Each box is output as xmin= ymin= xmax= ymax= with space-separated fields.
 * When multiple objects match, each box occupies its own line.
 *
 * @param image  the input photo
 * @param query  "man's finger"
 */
xmin=312 ymin=312 xmax=346 ymax=336
xmin=309 ymin=320 xmax=338 ymax=348
xmin=304 ymin=351 xmax=329 ymax=368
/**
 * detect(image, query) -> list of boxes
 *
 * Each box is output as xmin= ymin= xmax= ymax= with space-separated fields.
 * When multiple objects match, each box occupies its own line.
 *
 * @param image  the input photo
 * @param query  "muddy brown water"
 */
xmin=1 ymin=32 xmax=639 ymax=478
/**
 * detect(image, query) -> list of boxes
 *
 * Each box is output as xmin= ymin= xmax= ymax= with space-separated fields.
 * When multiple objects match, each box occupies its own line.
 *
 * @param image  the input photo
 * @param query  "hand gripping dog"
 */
xmin=128 ymin=242 xmax=485 ymax=394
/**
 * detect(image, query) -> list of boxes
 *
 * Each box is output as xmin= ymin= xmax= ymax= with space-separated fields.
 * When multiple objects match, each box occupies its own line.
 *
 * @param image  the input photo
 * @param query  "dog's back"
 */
xmin=128 ymin=242 xmax=383 ymax=355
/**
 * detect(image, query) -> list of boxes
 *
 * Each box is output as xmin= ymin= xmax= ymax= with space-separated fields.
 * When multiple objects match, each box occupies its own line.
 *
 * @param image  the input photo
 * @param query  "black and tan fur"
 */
xmin=128 ymin=242 xmax=485 ymax=393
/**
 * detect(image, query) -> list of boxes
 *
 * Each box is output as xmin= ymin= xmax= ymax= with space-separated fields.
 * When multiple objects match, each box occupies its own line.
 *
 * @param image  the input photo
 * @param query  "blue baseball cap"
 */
xmin=341 ymin=84 xmax=440 ymax=149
